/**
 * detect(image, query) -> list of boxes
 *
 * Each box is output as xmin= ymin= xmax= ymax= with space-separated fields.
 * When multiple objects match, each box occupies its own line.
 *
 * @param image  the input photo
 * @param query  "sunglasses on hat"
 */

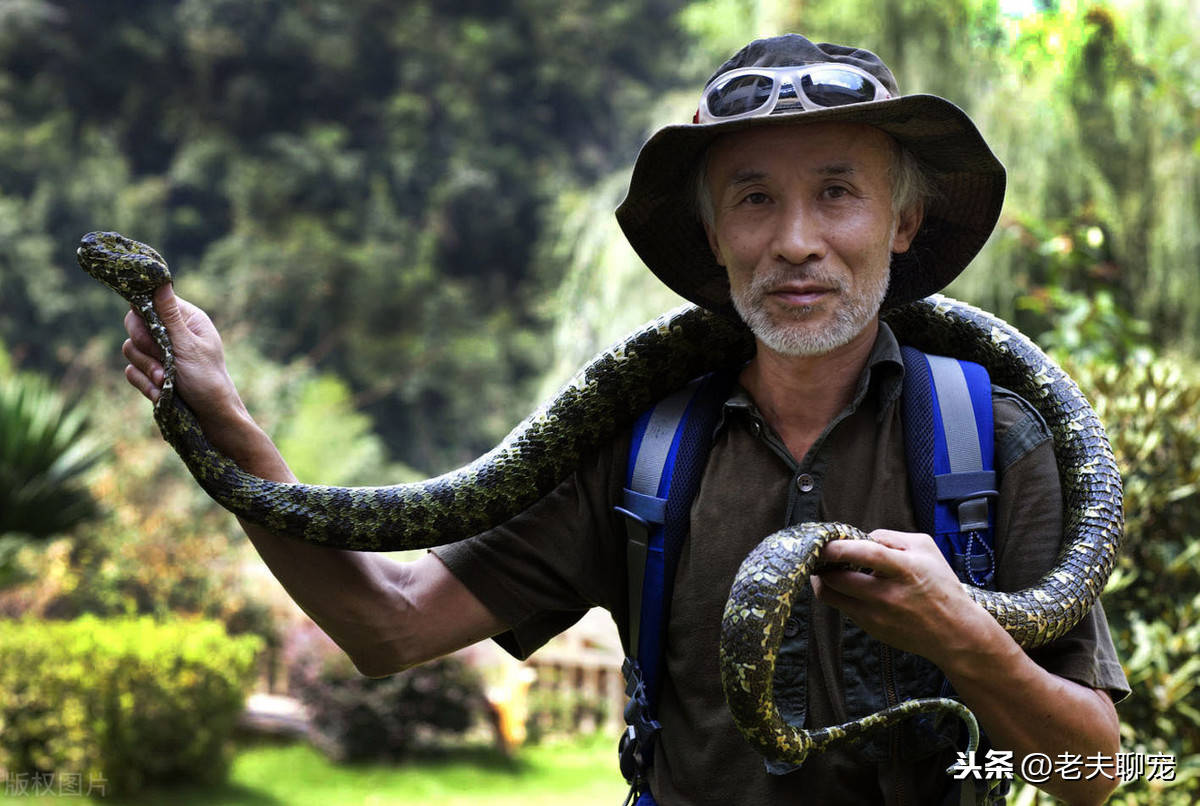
xmin=695 ymin=63 xmax=893 ymax=124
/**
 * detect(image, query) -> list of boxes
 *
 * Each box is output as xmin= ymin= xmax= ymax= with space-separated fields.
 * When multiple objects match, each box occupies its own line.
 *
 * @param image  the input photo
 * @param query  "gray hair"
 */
xmin=692 ymin=138 xmax=937 ymax=231
xmin=888 ymin=140 xmax=937 ymax=221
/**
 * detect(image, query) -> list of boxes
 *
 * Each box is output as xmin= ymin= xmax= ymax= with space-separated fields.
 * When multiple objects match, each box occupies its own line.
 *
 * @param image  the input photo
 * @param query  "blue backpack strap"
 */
xmin=901 ymin=347 xmax=1004 ymax=806
xmin=615 ymin=370 xmax=735 ymax=802
xmin=900 ymin=347 xmax=998 ymax=589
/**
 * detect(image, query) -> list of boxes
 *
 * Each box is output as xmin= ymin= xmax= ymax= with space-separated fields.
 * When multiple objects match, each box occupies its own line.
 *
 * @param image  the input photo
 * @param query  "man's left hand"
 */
xmin=811 ymin=529 xmax=992 ymax=665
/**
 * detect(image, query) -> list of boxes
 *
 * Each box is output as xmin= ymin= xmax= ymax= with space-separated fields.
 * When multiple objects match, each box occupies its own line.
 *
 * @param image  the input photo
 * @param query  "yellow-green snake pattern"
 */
xmin=78 ymin=231 xmax=1122 ymax=783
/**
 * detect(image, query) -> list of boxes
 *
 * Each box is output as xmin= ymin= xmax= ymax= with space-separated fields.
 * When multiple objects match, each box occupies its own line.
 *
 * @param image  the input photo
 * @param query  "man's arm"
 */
xmin=813 ymin=531 xmax=1120 ymax=806
xmin=122 ymin=285 xmax=505 ymax=675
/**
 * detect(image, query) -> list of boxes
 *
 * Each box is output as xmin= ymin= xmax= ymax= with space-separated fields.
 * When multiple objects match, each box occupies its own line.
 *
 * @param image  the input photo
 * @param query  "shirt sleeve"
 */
xmin=991 ymin=388 xmax=1131 ymax=702
xmin=431 ymin=440 xmax=629 ymax=660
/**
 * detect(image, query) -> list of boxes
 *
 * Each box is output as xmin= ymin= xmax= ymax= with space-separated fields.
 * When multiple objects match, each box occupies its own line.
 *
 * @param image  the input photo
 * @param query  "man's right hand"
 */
xmin=122 ymin=285 xmax=256 ymax=462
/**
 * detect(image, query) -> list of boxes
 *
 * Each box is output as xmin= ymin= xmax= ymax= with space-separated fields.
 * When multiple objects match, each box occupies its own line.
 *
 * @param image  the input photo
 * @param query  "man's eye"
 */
xmin=824 ymin=185 xmax=849 ymax=199
xmin=743 ymin=192 xmax=769 ymax=205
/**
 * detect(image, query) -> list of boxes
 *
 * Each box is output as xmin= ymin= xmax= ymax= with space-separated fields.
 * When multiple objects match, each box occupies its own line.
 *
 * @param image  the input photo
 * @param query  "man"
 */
xmin=121 ymin=35 xmax=1128 ymax=805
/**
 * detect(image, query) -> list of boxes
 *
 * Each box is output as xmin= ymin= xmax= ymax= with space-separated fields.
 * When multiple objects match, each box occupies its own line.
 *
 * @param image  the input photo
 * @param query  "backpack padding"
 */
xmin=901 ymin=346 xmax=938 ymax=531
xmin=901 ymin=347 xmax=997 ymax=587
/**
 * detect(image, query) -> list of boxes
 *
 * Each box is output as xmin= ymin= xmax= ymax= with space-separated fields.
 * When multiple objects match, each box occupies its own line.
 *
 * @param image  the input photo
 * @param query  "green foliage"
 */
xmin=532 ymin=171 xmax=687 ymax=397
xmin=0 ymin=369 xmax=106 ymax=541
xmin=1009 ymin=213 xmax=1152 ymax=364
xmin=0 ymin=736 xmax=627 ymax=804
xmin=273 ymin=372 xmax=417 ymax=486
xmin=0 ymin=342 xmax=410 ymax=640
xmin=0 ymin=0 xmax=693 ymax=472
xmin=1062 ymin=351 xmax=1200 ymax=803
xmin=0 ymin=359 xmax=247 ymax=627
xmin=285 ymin=627 xmax=487 ymax=762
xmin=947 ymin=1 xmax=1200 ymax=351
xmin=0 ymin=616 xmax=262 ymax=795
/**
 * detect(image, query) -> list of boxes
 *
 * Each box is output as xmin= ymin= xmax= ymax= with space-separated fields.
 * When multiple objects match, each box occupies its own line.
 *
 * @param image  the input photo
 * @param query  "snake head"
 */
xmin=77 ymin=231 xmax=172 ymax=303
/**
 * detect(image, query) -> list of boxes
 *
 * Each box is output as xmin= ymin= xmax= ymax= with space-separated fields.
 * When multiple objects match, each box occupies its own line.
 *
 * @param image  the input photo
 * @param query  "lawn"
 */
xmin=1 ymin=735 xmax=628 ymax=805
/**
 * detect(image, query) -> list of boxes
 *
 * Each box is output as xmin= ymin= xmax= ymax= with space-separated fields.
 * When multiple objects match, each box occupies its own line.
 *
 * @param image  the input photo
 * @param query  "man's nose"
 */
xmin=771 ymin=202 xmax=825 ymax=265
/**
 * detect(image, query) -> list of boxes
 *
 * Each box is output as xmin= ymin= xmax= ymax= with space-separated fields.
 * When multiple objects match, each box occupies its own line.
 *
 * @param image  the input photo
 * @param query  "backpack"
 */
xmin=615 ymin=349 xmax=998 ymax=806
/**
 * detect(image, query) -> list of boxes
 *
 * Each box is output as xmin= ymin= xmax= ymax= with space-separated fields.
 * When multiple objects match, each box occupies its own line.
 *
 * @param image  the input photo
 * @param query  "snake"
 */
xmin=78 ymin=230 xmax=1122 ymax=783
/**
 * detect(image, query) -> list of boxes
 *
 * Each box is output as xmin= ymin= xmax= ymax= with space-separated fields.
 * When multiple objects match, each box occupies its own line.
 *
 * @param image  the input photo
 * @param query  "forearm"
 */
xmin=205 ymin=404 xmax=416 ymax=674
xmin=245 ymin=521 xmax=413 ymax=675
xmin=941 ymin=613 xmax=1120 ymax=805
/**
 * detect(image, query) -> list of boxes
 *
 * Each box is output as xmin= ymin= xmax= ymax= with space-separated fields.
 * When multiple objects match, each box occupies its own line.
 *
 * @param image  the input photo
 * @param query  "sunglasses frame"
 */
xmin=696 ymin=63 xmax=893 ymax=125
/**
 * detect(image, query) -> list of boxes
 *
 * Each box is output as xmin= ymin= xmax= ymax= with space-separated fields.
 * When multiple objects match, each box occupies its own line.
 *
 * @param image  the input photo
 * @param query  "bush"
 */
xmin=286 ymin=626 xmax=486 ymax=762
xmin=0 ymin=616 xmax=261 ymax=794
xmin=1065 ymin=352 xmax=1200 ymax=803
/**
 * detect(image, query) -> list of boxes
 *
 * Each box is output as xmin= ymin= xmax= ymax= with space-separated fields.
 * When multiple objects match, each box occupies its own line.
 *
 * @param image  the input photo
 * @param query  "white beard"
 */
xmin=731 ymin=258 xmax=891 ymax=357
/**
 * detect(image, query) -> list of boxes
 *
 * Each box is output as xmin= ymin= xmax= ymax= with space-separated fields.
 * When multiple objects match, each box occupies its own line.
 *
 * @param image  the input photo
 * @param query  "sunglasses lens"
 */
xmin=706 ymin=74 xmax=775 ymax=118
xmin=800 ymin=67 xmax=881 ymax=106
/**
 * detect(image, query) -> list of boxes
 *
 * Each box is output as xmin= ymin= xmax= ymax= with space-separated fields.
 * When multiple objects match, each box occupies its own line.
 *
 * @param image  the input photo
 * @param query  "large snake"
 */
xmin=79 ymin=231 xmax=1122 ymax=784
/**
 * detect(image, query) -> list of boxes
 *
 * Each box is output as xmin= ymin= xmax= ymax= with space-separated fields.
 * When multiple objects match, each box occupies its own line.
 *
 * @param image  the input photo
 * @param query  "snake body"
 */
xmin=78 ymin=231 xmax=1122 ymax=775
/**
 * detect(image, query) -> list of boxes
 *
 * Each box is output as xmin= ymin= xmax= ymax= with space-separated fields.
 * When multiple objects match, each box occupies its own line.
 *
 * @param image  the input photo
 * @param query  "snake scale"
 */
xmin=79 ymin=230 xmax=1122 ymax=778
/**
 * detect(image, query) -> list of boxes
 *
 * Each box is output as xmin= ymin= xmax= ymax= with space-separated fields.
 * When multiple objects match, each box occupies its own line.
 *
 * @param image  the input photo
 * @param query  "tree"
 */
xmin=0 ymin=0 xmax=695 ymax=472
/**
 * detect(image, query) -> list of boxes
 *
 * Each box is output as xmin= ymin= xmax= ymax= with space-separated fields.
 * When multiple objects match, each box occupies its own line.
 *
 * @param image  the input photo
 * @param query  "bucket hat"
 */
xmin=615 ymin=34 xmax=1006 ymax=313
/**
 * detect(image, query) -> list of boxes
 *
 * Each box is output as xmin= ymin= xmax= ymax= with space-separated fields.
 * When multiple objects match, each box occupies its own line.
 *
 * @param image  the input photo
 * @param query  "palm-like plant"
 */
xmin=0 ymin=372 xmax=106 ymax=539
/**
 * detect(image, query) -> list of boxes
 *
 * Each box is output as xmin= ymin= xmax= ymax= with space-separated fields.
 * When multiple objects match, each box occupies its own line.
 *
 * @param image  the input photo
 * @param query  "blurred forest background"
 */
xmin=0 ymin=0 xmax=1197 ymax=803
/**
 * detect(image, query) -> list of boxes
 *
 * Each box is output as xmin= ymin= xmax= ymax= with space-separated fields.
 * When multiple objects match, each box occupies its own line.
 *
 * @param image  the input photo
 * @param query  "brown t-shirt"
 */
xmin=434 ymin=324 xmax=1129 ymax=805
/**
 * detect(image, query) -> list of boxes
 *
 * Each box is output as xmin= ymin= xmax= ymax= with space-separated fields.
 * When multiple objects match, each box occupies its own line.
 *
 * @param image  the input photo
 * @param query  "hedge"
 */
xmin=286 ymin=635 xmax=486 ymax=762
xmin=0 ymin=615 xmax=261 ymax=794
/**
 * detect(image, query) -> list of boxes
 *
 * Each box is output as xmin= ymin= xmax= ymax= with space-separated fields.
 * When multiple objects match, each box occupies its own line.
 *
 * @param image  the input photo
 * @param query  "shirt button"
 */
xmin=796 ymin=474 xmax=815 ymax=493
xmin=783 ymin=617 xmax=801 ymax=638
xmin=750 ymin=420 xmax=762 ymax=438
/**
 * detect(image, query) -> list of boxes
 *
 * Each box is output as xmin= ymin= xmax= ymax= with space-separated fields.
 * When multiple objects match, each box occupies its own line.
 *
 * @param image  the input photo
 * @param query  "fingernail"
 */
xmin=154 ymin=368 xmax=164 ymax=385
xmin=150 ymin=388 xmax=160 ymax=403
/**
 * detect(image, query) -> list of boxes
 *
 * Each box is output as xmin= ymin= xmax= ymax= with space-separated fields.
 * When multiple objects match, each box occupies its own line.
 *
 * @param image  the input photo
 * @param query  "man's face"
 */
xmin=703 ymin=121 xmax=920 ymax=358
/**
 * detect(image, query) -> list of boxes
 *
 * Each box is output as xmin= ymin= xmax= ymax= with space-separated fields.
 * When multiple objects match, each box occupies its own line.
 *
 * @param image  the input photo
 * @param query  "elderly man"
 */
xmin=121 ymin=34 xmax=1127 ymax=806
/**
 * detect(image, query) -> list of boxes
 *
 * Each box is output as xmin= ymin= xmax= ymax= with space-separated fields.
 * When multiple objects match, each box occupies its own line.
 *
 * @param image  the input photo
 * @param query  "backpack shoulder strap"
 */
xmin=615 ymin=369 xmax=734 ymax=796
xmin=900 ymin=346 xmax=999 ymax=589
xmin=617 ymin=374 xmax=701 ymax=667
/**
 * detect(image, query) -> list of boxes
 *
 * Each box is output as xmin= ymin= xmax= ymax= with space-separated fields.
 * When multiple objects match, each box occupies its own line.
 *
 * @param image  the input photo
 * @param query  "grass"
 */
xmin=1 ymin=735 xmax=628 ymax=805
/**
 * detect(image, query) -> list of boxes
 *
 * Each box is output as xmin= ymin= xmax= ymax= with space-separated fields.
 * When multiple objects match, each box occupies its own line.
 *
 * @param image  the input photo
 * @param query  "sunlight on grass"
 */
xmin=231 ymin=736 xmax=626 ymax=806
xmin=0 ymin=736 xmax=627 ymax=805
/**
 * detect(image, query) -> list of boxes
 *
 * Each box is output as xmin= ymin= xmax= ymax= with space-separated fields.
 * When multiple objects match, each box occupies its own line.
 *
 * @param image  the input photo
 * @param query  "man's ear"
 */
xmin=891 ymin=201 xmax=925 ymax=254
xmin=704 ymin=219 xmax=726 ymax=267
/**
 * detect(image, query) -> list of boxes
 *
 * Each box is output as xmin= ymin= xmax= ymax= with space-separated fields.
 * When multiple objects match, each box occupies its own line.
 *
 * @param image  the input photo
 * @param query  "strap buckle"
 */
xmin=618 ymin=658 xmax=661 ymax=786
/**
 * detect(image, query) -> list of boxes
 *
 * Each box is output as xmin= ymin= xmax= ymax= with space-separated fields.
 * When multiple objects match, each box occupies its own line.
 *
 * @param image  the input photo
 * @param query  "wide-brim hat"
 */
xmin=615 ymin=34 xmax=1006 ymax=314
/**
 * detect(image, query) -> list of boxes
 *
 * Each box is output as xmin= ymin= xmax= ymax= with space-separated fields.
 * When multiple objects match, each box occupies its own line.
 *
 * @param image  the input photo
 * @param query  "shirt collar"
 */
xmin=717 ymin=322 xmax=906 ymax=432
